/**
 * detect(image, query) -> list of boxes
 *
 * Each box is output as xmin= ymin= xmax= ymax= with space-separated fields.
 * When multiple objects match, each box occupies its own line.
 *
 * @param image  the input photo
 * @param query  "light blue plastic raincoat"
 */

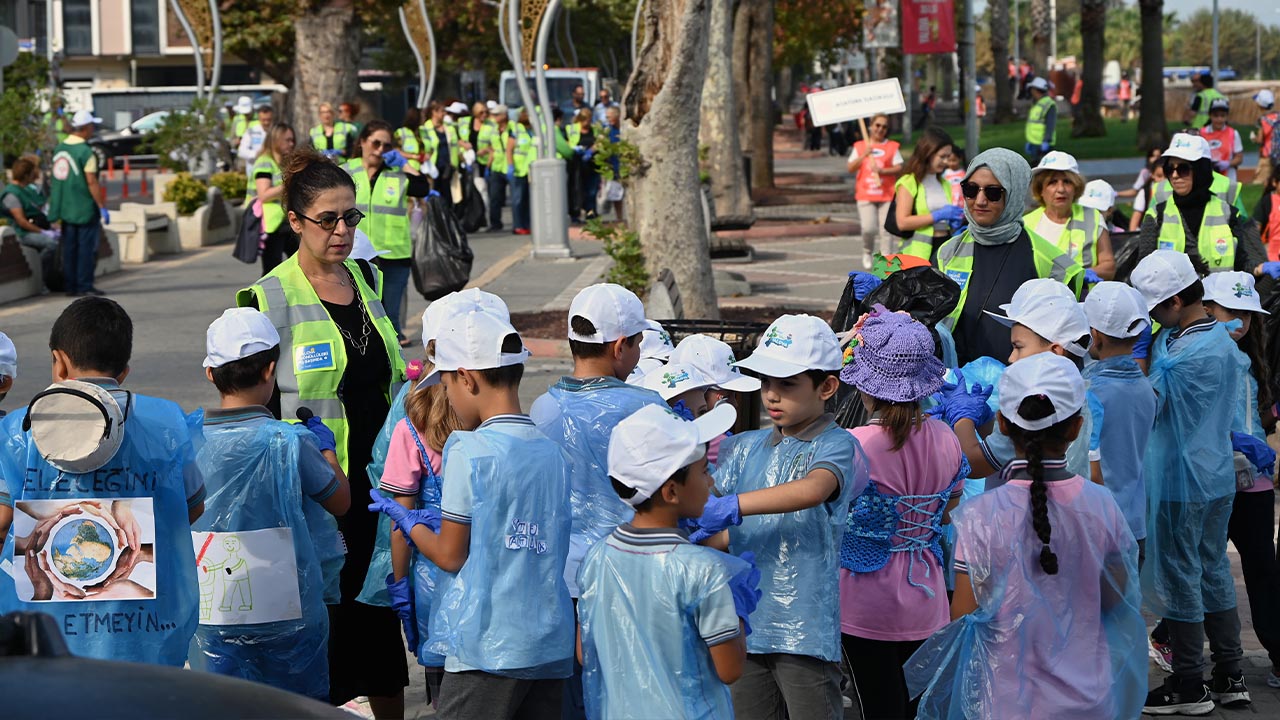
xmin=400 ymin=419 xmax=447 ymax=668
xmin=357 ymin=382 xmax=411 ymax=606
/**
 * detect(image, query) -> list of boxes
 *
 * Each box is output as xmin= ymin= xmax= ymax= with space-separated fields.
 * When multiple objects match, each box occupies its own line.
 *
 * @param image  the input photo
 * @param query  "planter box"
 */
xmin=109 ymin=203 xmax=177 ymax=263
xmin=177 ymin=187 xmax=236 ymax=250
xmin=0 ymin=226 xmax=120 ymax=303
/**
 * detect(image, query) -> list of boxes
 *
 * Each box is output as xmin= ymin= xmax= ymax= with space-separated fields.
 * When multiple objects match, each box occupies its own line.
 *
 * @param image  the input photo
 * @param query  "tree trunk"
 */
xmin=1137 ymin=0 xmax=1168 ymax=151
xmin=1074 ymin=0 xmax=1107 ymax=137
xmin=623 ymin=0 xmax=719 ymax=318
xmin=732 ymin=0 xmax=751 ymax=152
xmin=990 ymin=0 xmax=1015 ymax=123
xmin=1030 ymin=0 xmax=1051 ymax=74
xmin=289 ymin=1 xmax=361 ymax=135
xmin=746 ymin=0 xmax=774 ymax=189
xmin=700 ymin=0 xmax=755 ymax=228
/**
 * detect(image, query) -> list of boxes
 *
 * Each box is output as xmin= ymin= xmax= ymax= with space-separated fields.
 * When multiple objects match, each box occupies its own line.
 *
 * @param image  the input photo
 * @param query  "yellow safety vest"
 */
xmin=227 ymin=114 xmax=249 ymax=142
xmin=936 ymin=228 xmax=1083 ymax=328
xmin=474 ymin=120 xmax=498 ymax=167
xmin=894 ymin=174 xmax=956 ymax=260
xmin=1192 ymin=88 xmax=1227 ymax=129
xmin=1022 ymin=204 xmax=1103 ymax=269
xmin=343 ymin=159 xmax=411 ymax=260
xmin=395 ymin=126 xmax=424 ymax=172
xmin=235 ymin=257 xmax=406 ymax=473
xmin=1153 ymin=195 xmax=1236 ymax=271
xmin=245 ymin=154 xmax=285 ymax=233
xmin=566 ymin=122 xmax=582 ymax=149
xmin=311 ymin=124 xmax=352 ymax=156
xmin=512 ymin=124 xmax=536 ymax=178
xmin=1026 ymin=96 xmax=1057 ymax=145
xmin=1149 ymin=174 xmax=1245 ymax=219
xmin=487 ymin=124 xmax=513 ymax=173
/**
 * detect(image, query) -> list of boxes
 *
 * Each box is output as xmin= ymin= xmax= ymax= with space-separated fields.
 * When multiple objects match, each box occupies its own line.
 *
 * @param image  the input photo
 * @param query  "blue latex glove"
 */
xmin=728 ymin=551 xmax=762 ymax=636
xmin=1259 ymin=261 xmax=1280 ymax=279
xmin=931 ymin=370 xmax=995 ymax=428
xmin=381 ymin=149 xmax=407 ymax=169
xmin=505 ymin=167 xmax=515 ymax=184
xmin=385 ymin=574 xmax=418 ymax=651
xmin=847 ymin=271 xmax=883 ymax=302
xmin=931 ymin=205 xmax=964 ymax=224
xmin=368 ymin=490 xmax=442 ymax=541
xmin=583 ymin=150 xmax=595 ymax=162
xmin=1233 ymin=431 xmax=1277 ymax=476
xmin=573 ymin=145 xmax=585 ymax=155
xmin=100 ymin=207 xmax=110 ymax=224
xmin=1131 ymin=324 xmax=1153 ymax=361
xmin=303 ymin=415 xmax=337 ymax=454
xmin=692 ymin=494 xmax=742 ymax=539
xmin=1084 ymin=268 xmax=1102 ymax=285
xmin=427 ymin=189 xmax=441 ymax=198
xmin=1025 ymin=143 xmax=1037 ymax=156
xmin=1040 ymin=142 xmax=1051 ymax=152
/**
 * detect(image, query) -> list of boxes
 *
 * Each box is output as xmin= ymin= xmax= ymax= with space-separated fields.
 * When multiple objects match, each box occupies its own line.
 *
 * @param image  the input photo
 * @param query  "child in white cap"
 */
xmin=906 ymin=353 xmax=1146 ymax=719
xmin=577 ymin=403 xmax=756 ymax=719
xmin=641 ymin=361 xmax=716 ymax=419
xmin=686 ymin=313 xmax=869 ymax=719
xmin=370 ymin=306 xmax=573 ymax=715
xmin=668 ymin=334 xmax=761 ymax=464
xmin=1129 ymin=250 xmax=1251 ymax=713
xmin=192 ymin=307 xmax=350 ymax=700
xmin=1252 ymin=89 xmax=1278 ymax=187
xmin=625 ymin=319 xmax=675 ymax=384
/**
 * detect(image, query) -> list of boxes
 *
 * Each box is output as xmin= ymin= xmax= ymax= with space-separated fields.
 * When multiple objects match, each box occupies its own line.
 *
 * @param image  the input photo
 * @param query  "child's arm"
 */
xmin=318 ymin=450 xmax=351 ymax=516
xmin=1090 ymin=460 xmax=1105 ymax=486
xmin=390 ymin=495 xmax=416 ymax=581
xmin=737 ymin=468 xmax=839 ymax=516
xmin=404 ymin=519 xmax=470 ymax=573
xmin=576 ymin=623 xmax=584 ymax=665
xmin=950 ymin=571 xmax=978 ymax=620
xmin=708 ymin=631 xmax=746 ymax=684
xmin=953 ymin=419 xmax=998 ymax=479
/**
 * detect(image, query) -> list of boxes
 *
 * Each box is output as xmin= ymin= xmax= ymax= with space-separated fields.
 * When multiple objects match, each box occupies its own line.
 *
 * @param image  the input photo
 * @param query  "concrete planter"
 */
xmin=0 ymin=226 xmax=120 ymax=303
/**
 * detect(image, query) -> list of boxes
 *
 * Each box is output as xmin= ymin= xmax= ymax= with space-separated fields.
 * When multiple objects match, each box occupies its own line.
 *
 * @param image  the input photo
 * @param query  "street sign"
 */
xmin=805 ymin=78 xmax=906 ymax=127
xmin=0 ymin=27 xmax=19 ymax=67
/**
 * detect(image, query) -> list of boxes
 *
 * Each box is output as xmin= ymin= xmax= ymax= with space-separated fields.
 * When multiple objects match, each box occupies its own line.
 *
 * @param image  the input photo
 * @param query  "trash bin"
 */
xmin=658 ymin=319 xmax=768 ymax=433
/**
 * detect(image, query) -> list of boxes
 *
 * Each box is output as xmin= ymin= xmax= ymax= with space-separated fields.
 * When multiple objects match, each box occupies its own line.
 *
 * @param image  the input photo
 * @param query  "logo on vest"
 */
xmin=944 ymin=269 xmax=971 ymax=291
xmin=1215 ymin=238 xmax=1229 ymax=257
xmin=1157 ymin=239 xmax=1177 ymax=251
xmin=294 ymin=341 xmax=336 ymax=374
xmin=505 ymin=518 xmax=548 ymax=554
xmin=51 ymin=153 xmax=76 ymax=181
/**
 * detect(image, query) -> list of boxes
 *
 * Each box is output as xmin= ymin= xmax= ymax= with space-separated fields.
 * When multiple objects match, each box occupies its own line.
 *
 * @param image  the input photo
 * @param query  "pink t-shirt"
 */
xmin=379 ymin=420 xmax=444 ymax=496
xmin=839 ymin=417 xmax=964 ymax=641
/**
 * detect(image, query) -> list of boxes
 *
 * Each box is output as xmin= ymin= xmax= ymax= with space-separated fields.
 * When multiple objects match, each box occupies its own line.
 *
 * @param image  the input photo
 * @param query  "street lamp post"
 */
xmin=1212 ymin=0 xmax=1219 ymax=83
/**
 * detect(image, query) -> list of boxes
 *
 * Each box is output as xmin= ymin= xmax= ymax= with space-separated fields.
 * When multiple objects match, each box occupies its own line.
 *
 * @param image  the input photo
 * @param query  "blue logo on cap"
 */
xmin=764 ymin=327 xmax=793 ymax=348
xmin=663 ymin=369 xmax=690 ymax=388
xmin=1233 ymin=282 xmax=1253 ymax=298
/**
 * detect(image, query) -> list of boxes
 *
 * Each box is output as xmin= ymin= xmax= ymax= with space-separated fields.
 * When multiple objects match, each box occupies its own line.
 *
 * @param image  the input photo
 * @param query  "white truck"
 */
xmin=498 ymin=67 xmax=603 ymax=115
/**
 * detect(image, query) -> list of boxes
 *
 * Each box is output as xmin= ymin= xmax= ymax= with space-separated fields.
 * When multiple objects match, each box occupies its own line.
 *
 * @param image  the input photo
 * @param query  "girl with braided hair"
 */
xmin=905 ymin=354 xmax=1147 ymax=719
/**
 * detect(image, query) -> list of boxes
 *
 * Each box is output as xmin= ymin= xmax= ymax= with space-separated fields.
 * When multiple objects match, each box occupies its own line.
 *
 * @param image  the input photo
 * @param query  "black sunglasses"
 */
xmin=297 ymin=208 xmax=365 ymax=232
xmin=368 ymin=138 xmax=393 ymax=151
xmin=1162 ymin=161 xmax=1193 ymax=178
xmin=961 ymin=182 xmax=1007 ymax=202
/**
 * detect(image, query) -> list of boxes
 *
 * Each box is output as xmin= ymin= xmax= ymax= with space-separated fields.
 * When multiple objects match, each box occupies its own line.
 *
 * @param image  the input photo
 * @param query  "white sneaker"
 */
xmin=861 ymin=251 xmax=873 ymax=268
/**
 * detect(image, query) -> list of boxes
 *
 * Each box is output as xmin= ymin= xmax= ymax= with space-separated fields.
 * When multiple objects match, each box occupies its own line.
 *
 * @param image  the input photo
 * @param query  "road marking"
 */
xmin=467 ymin=242 xmax=531 ymax=290
xmin=544 ymin=255 xmax=610 ymax=311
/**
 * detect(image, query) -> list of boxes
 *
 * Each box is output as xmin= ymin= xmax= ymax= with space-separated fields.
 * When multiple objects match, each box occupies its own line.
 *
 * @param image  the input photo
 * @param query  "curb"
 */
xmin=524 ymin=336 xmax=572 ymax=359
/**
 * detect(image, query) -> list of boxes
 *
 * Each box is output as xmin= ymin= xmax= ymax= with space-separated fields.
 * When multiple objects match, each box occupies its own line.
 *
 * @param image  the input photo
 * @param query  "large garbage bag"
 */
xmin=1109 ymin=231 xmax=1141 ymax=284
xmin=454 ymin=166 xmax=487 ymax=234
xmin=412 ymin=195 xmax=473 ymax=301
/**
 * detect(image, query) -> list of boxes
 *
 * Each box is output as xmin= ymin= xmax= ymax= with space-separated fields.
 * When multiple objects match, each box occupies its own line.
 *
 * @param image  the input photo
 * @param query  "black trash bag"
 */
xmin=454 ymin=166 xmax=487 ymax=233
xmin=232 ymin=202 xmax=263 ymax=264
xmin=412 ymin=195 xmax=474 ymax=300
xmin=1110 ymin=230 xmax=1141 ymax=283
xmin=44 ymin=244 xmax=65 ymax=293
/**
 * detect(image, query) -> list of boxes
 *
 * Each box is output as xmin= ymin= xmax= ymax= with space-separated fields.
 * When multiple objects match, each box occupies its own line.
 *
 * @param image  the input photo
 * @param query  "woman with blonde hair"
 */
xmin=247 ymin=122 xmax=297 ymax=273
xmin=1023 ymin=151 xmax=1115 ymax=281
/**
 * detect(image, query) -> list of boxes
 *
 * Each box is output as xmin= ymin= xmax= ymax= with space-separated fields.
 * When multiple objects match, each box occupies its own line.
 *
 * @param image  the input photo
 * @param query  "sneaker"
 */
xmin=861 ymin=251 xmax=873 ymax=267
xmin=514 ymin=228 xmax=531 ymax=235
xmin=1209 ymin=673 xmax=1251 ymax=707
xmin=1149 ymin=635 xmax=1174 ymax=673
xmin=1143 ymin=677 xmax=1214 ymax=716
xmin=1267 ymin=669 xmax=1280 ymax=689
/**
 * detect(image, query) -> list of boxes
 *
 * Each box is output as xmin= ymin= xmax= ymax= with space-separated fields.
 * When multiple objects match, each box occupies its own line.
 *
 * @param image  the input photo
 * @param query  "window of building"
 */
xmin=132 ymin=0 xmax=160 ymax=55
xmin=63 ymin=0 xmax=93 ymax=56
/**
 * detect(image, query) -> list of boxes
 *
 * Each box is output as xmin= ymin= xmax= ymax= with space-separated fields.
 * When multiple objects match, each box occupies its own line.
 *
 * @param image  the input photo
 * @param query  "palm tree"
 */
xmin=1031 ymin=0 xmax=1051 ymax=73
xmin=1138 ymin=0 xmax=1169 ymax=151
xmin=1074 ymin=0 xmax=1106 ymax=136
xmin=990 ymin=0 xmax=1015 ymax=122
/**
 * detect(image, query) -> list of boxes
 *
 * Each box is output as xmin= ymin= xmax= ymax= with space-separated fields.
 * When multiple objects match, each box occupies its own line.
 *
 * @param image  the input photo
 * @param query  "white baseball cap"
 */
xmin=735 ymin=314 xmax=843 ymax=378
xmin=998 ymin=353 xmax=1086 ymax=432
xmin=446 ymin=101 xmax=469 ymax=115
xmin=985 ymin=278 xmax=1091 ymax=357
xmin=626 ymin=356 xmax=666 ymax=385
xmin=1028 ymin=77 xmax=1050 ymax=92
xmin=417 ymin=307 xmax=529 ymax=387
xmin=234 ymin=96 xmax=253 ymax=114
xmin=641 ymin=362 xmax=715 ymax=402
xmin=639 ymin=320 xmax=675 ymax=361
xmin=607 ymin=403 xmax=737 ymax=506
xmin=567 ymin=283 xmax=648 ymax=343
xmin=486 ymin=100 xmax=498 ymax=111
xmin=670 ymin=334 xmax=761 ymax=393
xmin=1254 ymin=89 xmax=1275 ymax=109
xmin=421 ymin=289 xmax=511 ymax=358
xmin=1163 ymin=133 xmax=1210 ymax=163
xmin=1131 ymin=250 xmax=1200 ymax=310
xmin=1079 ymin=180 xmax=1116 ymax=212
xmin=71 ymin=110 xmax=103 ymax=128
xmin=1083 ymin=281 xmax=1151 ymax=338
xmin=0 ymin=332 xmax=17 ymax=380
xmin=204 ymin=308 xmax=282 ymax=369
xmin=1208 ymin=97 xmax=1230 ymax=113
xmin=349 ymin=229 xmax=390 ymax=262
xmin=1031 ymin=151 xmax=1080 ymax=176
xmin=1202 ymin=271 xmax=1270 ymax=315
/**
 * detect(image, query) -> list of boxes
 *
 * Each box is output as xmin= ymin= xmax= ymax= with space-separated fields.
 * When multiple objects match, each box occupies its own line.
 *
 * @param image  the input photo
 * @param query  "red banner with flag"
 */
xmin=901 ymin=0 xmax=956 ymax=54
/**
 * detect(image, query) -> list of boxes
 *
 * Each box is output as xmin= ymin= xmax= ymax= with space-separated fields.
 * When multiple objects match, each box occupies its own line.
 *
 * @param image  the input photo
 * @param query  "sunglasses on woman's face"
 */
xmin=1163 ymin=161 xmax=1193 ymax=178
xmin=368 ymin=138 xmax=392 ymax=151
xmin=297 ymin=208 xmax=365 ymax=232
xmin=961 ymin=182 xmax=1006 ymax=202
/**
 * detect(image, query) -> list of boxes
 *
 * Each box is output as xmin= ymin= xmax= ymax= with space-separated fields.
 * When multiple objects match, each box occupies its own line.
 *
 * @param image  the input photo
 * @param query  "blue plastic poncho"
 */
xmin=578 ymin=532 xmax=748 ymax=720
xmin=905 ymin=479 xmax=1146 ymax=719
xmin=1141 ymin=323 xmax=1246 ymax=622
xmin=530 ymin=377 xmax=665 ymax=596
xmin=188 ymin=415 xmax=331 ymax=701
xmin=400 ymin=419 xmax=447 ymax=668
xmin=427 ymin=424 xmax=575 ymax=678
xmin=713 ymin=419 xmax=869 ymax=662
xmin=0 ymin=393 xmax=201 ymax=667
xmin=357 ymin=382 xmax=411 ymax=606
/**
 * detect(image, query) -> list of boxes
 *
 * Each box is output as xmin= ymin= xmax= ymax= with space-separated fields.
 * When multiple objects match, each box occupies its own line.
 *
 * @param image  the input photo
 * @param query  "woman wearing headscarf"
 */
xmin=935 ymin=148 xmax=1083 ymax=366
xmin=1023 ymin=151 xmax=1115 ymax=282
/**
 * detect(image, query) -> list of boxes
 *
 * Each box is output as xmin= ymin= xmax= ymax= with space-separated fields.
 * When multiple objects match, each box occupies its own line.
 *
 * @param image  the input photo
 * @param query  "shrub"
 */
xmin=584 ymin=217 xmax=648 ymax=297
xmin=210 ymin=171 xmax=247 ymax=202
xmin=164 ymin=172 xmax=209 ymax=215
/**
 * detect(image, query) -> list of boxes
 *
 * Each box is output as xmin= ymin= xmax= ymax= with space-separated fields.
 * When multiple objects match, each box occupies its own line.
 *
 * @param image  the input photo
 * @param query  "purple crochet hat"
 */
xmin=839 ymin=312 xmax=945 ymax=402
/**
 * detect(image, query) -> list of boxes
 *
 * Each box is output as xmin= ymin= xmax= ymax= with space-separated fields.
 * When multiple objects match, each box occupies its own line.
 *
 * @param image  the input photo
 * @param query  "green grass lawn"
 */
xmin=908 ymin=118 xmax=1259 ymax=160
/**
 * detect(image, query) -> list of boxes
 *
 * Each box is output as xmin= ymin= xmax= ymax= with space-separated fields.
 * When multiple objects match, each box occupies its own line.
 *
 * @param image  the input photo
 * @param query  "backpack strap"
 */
xmin=353 ymin=258 xmax=378 ymax=293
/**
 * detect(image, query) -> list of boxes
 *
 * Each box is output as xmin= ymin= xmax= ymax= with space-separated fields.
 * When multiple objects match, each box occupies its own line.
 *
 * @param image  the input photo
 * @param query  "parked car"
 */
xmin=88 ymin=111 xmax=170 ymax=166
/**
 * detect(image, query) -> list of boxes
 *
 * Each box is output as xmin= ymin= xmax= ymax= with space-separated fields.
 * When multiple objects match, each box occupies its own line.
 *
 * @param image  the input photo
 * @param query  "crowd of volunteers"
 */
xmin=1 ymin=120 xmax=1280 ymax=720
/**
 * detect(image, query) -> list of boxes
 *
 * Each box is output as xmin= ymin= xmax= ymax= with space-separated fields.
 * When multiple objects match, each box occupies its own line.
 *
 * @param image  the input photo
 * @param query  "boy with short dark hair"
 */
xmin=0 ymin=297 xmax=204 ymax=667
xmin=577 ymin=403 xmax=756 ymax=719
xmin=191 ymin=308 xmax=349 ymax=700
xmin=689 ymin=313 xmax=869 ymax=720
xmin=372 ymin=307 xmax=574 ymax=716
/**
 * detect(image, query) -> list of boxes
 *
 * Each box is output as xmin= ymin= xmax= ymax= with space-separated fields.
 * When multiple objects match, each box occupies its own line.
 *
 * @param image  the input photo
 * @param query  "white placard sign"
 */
xmin=806 ymin=79 xmax=907 ymax=127
xmin=192 ymin=527 xmax=302 ymax=626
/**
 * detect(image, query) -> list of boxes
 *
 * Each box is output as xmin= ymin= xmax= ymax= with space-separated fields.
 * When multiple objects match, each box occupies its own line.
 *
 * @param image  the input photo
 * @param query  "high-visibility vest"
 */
xmin=1148 ymin=173 xmax=1245 ymax=219
xmin=245 ymin=154 xmax=285 ymax=233
xmin=486 ymin=124 xmax=513 ymax=173
xmin=1193 ymin=88 xmax=1227 ymax=128
xmin=311 ymin=124 xmax=352 ymax=156
xmin=565 ymin=122 xmax=582 ymax=149
xmin=1023 ymin=204 xmax=1103 ymax=269
xmin=394 ymin=126 xmax=423 ymax=171
xmin=894 ymin=173 xmax=956 ymax=260
xmin=236 ymin=257 xmax=406 ymax=473
xmin=227 ymin=114 xmax=249 ymax=142
xmin=1152 ymin=196 xmax=1237 ymax=272
xmin=441 ymin=120 xmax=461 ymax=167
xmin=342 ymin=159 xmax=411 ymax=260
xmin=422 ymin=123 xmax=461 ymax=168
xmin=475 ymin=120 xmax=498 ymax=167
xmin=936 ymin=229 xmax=1083 ymax=328
xmin=1026 ymin=96 xmax=1057 ymax=145
xmin=512 ymin=124 xmax=536 ymax=178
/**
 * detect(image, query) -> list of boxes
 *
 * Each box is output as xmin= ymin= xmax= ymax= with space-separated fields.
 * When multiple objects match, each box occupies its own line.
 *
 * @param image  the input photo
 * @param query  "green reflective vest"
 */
xmin=1152 ymin=196 xmax=1236 ymax=272
xmin=343 ymin=159 xmax=411 ymax=260
xmin=1023 ymin=204 xmax=1103 ymax=269
xmin=422 ymin=123 xmax=461 ymax=168
xmin=394 ymin=126 xmax=423 ymax=172
xmin=236 ymin=257 xmax=406 ymax=473
xmin=311 ymin=124 xmax=353 ymax=157
xmin=485 ymin=124 xmax=513 ymax=173
xmin=936 ymin=229 xmax=1083 ymax=328
xmin=49 ymin=140 xmax=98 ymax=225
xmin=1026 ymin=96 xmax=1057 ymax=145
xmin=1149 ymin=173 xmax=1246 ymax=219
xmin=227 ymin=114 xmax=249 ymax=142
xmin=566 ymin=123 xmax=582 ymax=149
xmin=474 ymin=120 xmax=498 ymax=167
xmin=893 ymin=174 xmax=941 ymax=260
xmin=512 ymin=124 xmax=536 ymax=177
xmin=1193 ymin=88 xmax=1227 ymax=128
xmin=246 ymin=155 xmax=285 ymax=233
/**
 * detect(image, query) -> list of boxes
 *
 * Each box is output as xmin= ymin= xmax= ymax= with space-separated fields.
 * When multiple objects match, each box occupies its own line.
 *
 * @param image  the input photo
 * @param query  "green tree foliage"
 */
xmin=0 ymin=54 xmax=58 ymax=161
xmin=141 ymin=98 xmax=227 ymax=172
xmin=774 ymin=0 xmax=861 ymax=68
xmin=1168 ymin=9 xmax=1280 ymax=78
xmin=163 ymin=173 xmax=210 ymax=215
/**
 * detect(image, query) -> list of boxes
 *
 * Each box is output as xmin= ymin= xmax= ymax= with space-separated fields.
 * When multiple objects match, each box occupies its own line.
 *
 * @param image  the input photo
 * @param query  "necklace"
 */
xmin=331 ymin=268 xmax=372 ymax=356
xmin=307 ymin=271 xmax=348 ymax=288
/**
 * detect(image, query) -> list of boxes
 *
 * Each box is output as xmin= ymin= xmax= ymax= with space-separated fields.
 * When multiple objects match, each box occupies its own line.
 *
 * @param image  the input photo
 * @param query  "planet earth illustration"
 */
xmin=50 ymin=519 xmax=115 ymax=583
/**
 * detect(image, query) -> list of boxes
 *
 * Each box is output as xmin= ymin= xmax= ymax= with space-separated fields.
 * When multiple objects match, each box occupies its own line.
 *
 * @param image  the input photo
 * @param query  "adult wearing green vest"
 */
xmin=892 ymin=127 xmax=964 ymax=262
xmin=342 ymin=120 xmax=434 ymax=346
xmin=311 ymin=102 xmax=357 ymax=161
xmin=1024 ymin=77 xmax=1057 ymax=165
xmin=569 ymin=108 xmax=600 ymax=222
xmin=246 ymin=123 xmax=297 ymax=274
xmin=1185 ymin=72 xmax=1227 ymax=129
xmin=1023 ymin=151 xmax=1115 ymax=282
xmin=936 ymin=148 xmax=1083 ymax=366
xmin=393 ymin=107 xmax=425 ymax=172
xmin=1136 ymin=133 xmax=1277 ymax=285
xmin=49 ymin=109 xmax=109 ymax=297
xmin=484 ymin=104 xmax=514 ymax=232
xmin=421 ymin=101 xmax=458 ymax=203
xmin=236 ymin=150 xmax=409 ymax=715
xmin=226 ymin=96 xmax=252 ymax=155
xmin=1 ymin=154 xmax=58 ymax=291
xmin=505 ymin=109 xmax=537 ymax=235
